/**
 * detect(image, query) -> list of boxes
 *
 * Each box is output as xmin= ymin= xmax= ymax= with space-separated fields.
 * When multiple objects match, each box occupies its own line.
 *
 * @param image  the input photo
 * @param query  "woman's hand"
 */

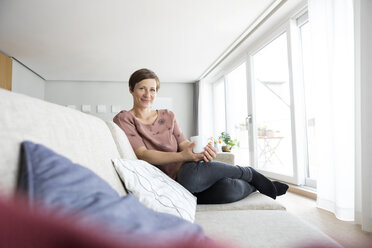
xmin=202 ymin=143 xmax=217 ymax=162
xmin=180 ymin=142 xmax=205 ymax=162
xmin=179 ymin=141 xmax=217 ymax=162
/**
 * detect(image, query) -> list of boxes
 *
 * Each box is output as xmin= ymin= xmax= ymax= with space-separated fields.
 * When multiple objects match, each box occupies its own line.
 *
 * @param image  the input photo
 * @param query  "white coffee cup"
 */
xmin=189 ymin=136 xmax=208 ymax=153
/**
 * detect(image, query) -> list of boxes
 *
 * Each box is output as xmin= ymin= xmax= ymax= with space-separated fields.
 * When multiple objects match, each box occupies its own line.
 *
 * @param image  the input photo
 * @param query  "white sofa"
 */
xmin=0 ymin=89 xmax=341 ymax=248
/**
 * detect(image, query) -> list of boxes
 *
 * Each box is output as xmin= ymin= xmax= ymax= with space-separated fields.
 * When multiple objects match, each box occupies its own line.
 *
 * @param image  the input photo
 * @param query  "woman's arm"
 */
xmin=134 ymin=142 xmax=204 ymax=165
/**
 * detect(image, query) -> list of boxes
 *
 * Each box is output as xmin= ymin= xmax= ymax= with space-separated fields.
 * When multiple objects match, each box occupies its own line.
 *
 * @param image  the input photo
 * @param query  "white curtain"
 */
xmin=308 ymin=0 xmax=355 ymax=221
xmin=354 ymin=0 xmax=372 ymax=233
xmin=197 ymin=79 xmax=214 ymax=138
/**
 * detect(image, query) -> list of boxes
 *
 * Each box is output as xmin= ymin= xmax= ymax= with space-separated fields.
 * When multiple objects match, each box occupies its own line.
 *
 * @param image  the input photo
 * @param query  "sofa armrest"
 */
xmin=214 ymin=152 xmax=235 ymax=165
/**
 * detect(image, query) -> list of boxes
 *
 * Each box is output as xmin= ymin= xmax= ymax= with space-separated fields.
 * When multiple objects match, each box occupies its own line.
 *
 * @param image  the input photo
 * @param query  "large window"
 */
xmin=211 ymin=64 xmax=250 ymax=166
xmin=225 ymin=63 xmax=249 ymax=166
xmin=210 ymin=9 xmax=317 ymax=188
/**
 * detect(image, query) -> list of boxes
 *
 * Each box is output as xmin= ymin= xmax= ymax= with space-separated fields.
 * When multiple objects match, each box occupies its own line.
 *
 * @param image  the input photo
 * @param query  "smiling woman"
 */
xmin=113 ymin=68 xmax=289 ymax=205
xmin=126 ymin=69 xmax=160 ymax=124
xmin=130 ymin=79 xmax=158 ymax=120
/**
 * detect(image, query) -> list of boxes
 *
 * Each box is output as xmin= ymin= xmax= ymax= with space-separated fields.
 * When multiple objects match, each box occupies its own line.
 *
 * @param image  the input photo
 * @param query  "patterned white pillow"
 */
xmin=112 ymin=158 xmax=196 ymax=222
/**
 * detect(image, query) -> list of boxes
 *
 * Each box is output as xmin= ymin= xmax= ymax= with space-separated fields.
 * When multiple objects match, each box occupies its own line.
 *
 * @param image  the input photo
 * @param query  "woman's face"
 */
xmin=130 ymin=78 xmax=157 ymax=109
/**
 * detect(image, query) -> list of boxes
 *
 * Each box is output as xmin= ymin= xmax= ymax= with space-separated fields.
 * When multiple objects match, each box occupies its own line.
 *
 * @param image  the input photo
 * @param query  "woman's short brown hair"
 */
xmin=128 ymin=68 xmax=160 ymax=92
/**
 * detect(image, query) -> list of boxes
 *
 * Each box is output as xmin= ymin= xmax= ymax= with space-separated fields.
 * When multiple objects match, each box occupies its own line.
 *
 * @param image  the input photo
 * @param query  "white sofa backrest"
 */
xmin=105 ymin=121 xmax=137 ymax=160
xmin=0 ymin=89 xmax=126 ymax=196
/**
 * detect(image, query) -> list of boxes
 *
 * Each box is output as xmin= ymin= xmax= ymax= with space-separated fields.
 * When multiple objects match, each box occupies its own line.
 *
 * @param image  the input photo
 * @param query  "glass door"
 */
xmin=248 ymin=31 xmax=297 ymax=183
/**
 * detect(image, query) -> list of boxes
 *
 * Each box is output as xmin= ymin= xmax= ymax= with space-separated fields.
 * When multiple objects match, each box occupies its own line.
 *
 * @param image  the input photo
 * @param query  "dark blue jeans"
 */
xmin=176 ymin=161 xmax=256 ymax=204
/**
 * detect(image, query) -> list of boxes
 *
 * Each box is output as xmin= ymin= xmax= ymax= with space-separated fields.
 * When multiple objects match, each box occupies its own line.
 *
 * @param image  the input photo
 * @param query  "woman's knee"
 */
xmin=177 ymin=161 xmax=222 ymax=193
xmin=215 ymin=178 xmax=248 ymax=202
xmin=196 ymin=178 xmax=255 ymax=204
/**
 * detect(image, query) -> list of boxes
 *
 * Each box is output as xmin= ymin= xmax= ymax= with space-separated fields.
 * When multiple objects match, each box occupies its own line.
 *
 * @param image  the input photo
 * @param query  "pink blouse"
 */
xmin=113 ymin=109 xmax=186 ymax=179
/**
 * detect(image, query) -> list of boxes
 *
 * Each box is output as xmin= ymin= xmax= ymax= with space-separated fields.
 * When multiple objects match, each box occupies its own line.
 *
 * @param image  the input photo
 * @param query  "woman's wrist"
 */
xmin=179 ymin=149 xmax=189 ymax=162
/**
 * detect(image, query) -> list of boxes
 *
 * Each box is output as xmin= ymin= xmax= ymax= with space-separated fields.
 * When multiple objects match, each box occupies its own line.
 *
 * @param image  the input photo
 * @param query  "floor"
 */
xmin=276 ymin=192 xmax=372 ymax=248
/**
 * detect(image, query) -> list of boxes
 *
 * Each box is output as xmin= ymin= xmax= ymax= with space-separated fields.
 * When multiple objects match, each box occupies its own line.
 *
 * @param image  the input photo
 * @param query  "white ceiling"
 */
xmin=0 ymin=0 xmax=279 ymax=83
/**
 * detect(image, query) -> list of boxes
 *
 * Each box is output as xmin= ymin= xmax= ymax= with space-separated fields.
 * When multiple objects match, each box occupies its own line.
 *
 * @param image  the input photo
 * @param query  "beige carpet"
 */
xmin=276 ymin=192 xmax=372 ymax=248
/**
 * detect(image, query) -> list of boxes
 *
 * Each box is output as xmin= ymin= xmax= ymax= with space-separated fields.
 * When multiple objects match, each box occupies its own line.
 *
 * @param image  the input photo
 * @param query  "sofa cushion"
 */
xmin=196 ymin=192 xmax=286 ymax=212
xmin=112 ymin=158 xmax=197 ymax=222
xmin=195 ymin=210 xmax=341 ymax=248
xmin=105 ymin=121 xmax=137 ymax=160
xmin=18 ymin=141 xmax=119 ymax=210
xmin=0 ymin=197 xmax=219 ymax=248
xmin=17 ymin=141 xmax=210 ymax=246
xmin=0 ymin=89 xmax=126 ymax=196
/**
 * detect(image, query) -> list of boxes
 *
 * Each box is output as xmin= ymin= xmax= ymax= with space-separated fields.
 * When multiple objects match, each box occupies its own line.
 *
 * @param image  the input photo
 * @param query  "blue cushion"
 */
xmin=18 ymin=141 xmax=119 ymax=210
xmin=17 ymin=141 xmax=208 ymax=245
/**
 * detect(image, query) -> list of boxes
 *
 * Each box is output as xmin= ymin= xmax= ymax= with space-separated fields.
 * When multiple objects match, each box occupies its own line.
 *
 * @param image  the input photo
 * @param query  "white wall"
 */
xmin=44 ymin=81 xmax=196 ymax=139
xmin=11 ymin=59 xmax=45 ymax=99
